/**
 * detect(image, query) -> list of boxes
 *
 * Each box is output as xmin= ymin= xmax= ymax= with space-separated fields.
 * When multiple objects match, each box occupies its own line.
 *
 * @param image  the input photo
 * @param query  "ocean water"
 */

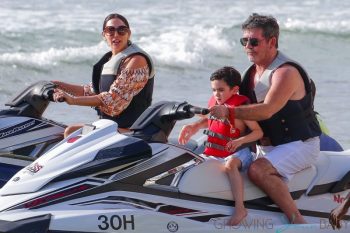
xmin=1 ymin=0 xmax=349 ymax=148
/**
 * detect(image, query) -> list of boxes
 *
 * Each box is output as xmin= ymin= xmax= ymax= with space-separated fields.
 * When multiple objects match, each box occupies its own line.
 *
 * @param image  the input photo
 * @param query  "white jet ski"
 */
xmin=0 ymin=81 xmax=65 ymax=186
xmin=0 ymin=101 xmax=348 ymax=233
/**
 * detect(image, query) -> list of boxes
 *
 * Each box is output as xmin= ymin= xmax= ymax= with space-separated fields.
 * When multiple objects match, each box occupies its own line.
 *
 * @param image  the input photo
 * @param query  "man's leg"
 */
xmin=248 ymin=158 xmax=306 ymax=224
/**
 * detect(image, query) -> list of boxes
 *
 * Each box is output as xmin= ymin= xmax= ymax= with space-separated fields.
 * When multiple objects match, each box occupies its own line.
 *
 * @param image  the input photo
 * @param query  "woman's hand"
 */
xmin=53 ymin=89 xmax=75 ymax=105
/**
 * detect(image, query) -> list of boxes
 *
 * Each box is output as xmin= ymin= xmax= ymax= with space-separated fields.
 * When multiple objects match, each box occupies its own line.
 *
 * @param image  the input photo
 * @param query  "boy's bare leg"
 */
xmin=225 ymin=158 xmax=247 ymax=225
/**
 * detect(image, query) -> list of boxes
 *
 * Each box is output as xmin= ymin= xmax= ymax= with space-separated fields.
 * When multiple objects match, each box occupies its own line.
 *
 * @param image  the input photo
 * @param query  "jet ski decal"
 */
xmin=0 ymin=119 xmax=52 ymax=139
xmin=73 ymin=195 xmax=228 ymax=220
xmin=25 ymin=162 xmax=43 ymax=174
xmin=6 ymin=179 xmax=104 ymax=211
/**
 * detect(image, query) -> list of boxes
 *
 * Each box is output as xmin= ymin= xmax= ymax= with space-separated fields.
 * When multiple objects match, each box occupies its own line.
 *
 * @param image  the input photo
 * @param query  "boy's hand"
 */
xmin=226 ymin=138 xmax=242 ymax=152
xmin=178 ymin=124 xmax=197 ymax=145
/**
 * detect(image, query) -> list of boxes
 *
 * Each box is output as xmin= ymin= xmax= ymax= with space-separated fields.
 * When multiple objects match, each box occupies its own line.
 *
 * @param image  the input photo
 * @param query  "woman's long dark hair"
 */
xmin=102 ymin=13 xmax=130 ymax=31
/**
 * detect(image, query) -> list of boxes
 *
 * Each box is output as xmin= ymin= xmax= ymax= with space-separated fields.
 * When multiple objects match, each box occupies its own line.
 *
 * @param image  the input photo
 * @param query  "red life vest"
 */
xmin=203 ymin=94 xmax=249 ymax=158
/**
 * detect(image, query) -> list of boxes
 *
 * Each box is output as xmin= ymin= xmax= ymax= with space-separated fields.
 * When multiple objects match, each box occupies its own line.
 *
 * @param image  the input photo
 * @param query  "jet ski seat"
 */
xmin=177 ymin=158 xmax=316 ymax=201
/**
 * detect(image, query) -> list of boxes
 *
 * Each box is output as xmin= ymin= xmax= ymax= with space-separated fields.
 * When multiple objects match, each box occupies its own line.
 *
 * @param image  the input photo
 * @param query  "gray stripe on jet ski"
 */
xmin=0 ymin=214 xmax=51 ymax=233
xmin=10 ymin=179 xmax=349 ymax=222
xmin=307 ymin=173 xmax=350 ymax=195
xmin=70 ymin=189 xmax=350 ymax=222
xmin=65 ymin=182 xmax=347 ymax=221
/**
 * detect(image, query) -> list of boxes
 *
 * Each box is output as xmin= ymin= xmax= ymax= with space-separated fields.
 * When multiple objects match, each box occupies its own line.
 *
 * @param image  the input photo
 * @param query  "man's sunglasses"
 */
xmin=240 ymin=37 xmax=263 ymax=47
xmin=104 ymin=26 xmax=129 ymax=36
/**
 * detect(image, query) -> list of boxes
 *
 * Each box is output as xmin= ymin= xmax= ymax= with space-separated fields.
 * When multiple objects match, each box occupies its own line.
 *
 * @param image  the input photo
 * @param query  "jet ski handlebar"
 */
xmin=42 ymin=83 xmax=56 ymax=102
xmin=166 ymin=102 xmax=209 ymax=121
xmin=4 ymin=81 xmax=57 ymax=118
xmin=130 ymin=101 xmax=209 ymax=142
xmin=42 ymin=83 xmax=66 ymax=103
xmin=186 ymin=105 xmax=209 ymax=115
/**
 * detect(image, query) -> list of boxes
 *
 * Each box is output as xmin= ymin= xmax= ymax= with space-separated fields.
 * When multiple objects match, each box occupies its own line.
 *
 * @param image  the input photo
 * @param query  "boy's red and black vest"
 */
xmin=203 ymin=94 xmax=249 ymax=158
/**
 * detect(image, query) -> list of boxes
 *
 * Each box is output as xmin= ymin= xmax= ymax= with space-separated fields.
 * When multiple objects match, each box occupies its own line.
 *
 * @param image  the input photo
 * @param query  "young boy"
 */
xmin=178 ymin=66 xmax=263 ymax=225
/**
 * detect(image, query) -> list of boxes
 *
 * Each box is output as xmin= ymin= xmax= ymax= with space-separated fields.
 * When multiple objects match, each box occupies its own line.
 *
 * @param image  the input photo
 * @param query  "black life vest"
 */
xmin=240 ymin=51 xmax=321 ymax=146
xmin=91 ymin=43 xmax=155 ymax=128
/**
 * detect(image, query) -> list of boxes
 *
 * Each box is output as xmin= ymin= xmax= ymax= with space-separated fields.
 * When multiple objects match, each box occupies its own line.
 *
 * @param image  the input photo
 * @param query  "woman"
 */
xmin=53 ymin=13 xmax=155 ymax=137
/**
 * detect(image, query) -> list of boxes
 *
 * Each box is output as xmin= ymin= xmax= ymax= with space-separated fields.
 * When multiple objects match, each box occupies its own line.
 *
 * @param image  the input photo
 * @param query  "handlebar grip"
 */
xmin=43 ymin=83 xmax=57 ymax=101
xmin=57 ymin=97 xmax=65 ymax=102
xmin=44 ymin=90 xmax=64 ymax=102
xmin=189 ymin=106 xmax=209 ymax=115
xmin=44 ymin=90 xmax=55 ymax=101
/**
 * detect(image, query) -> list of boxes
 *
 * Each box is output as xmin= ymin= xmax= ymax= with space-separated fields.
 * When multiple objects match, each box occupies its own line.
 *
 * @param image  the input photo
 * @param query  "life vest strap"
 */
xmin=204 ymin=141 xmax=226 ymax=151
xmin=203 ymin=129 xmax=232 ymax=141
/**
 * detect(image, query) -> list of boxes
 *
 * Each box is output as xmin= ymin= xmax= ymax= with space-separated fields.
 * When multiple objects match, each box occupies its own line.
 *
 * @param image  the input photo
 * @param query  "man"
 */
xmin=210 ymin=13 xmax=321 ymax=224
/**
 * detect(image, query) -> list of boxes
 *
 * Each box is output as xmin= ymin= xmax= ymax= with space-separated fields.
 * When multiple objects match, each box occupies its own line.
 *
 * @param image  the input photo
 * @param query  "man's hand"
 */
xmin=209 ymin=105 xmax=229 ymax=119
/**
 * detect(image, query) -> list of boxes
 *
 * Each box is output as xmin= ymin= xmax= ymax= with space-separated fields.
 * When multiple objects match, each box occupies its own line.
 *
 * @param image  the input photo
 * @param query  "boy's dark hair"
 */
xmin=210 ymin=66 xmax=241 ymax=88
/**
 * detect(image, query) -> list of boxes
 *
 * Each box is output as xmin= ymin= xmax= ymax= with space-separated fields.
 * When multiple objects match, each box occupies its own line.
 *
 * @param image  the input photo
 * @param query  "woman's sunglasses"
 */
xmin=240 ymin=37 xmax=263 ymax=47
xmin=104 ymin=26 xmax=129 ymax=36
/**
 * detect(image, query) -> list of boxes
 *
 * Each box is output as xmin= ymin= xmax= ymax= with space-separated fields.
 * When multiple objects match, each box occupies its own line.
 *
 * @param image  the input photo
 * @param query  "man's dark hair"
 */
xmin=242 ymin=13 xmax=279 ymax=48
xmin=210 ymin=66 xmax=241 ymax=88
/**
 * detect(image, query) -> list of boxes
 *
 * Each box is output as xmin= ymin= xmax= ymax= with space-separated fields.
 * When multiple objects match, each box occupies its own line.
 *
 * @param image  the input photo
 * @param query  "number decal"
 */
xmin=98 ymin=215 xmax=109 ymax=230
xmin=97 ymin=215 xmax=135 ymax=231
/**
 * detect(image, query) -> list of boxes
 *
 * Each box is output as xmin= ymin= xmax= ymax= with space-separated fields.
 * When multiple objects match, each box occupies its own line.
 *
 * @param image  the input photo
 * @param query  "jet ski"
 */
xmin=0 ymin=81 xmax=65 ymax=187
xmin=0 ymin=81 xmax=344 ymax=190
xmin=0 ymin=101 xmax=348 ymax=233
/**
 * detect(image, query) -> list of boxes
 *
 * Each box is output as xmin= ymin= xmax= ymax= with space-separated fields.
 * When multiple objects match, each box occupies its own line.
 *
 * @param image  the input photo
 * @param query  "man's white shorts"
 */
xmin=256 ymin=137 xmax=320 ymax=181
